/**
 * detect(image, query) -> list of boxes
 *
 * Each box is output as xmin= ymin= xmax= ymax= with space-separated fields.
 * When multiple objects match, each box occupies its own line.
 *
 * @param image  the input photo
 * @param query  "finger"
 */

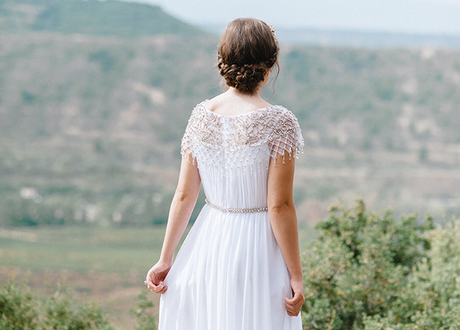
xmin=147 ymin=283 xmax=163 ymax=290
xmin=285 ymin=302 xmax=301 ymax=313
xmin=285 ymin=301 xmax=301 ymax=316
xmin=286 ymin=309 xmax=299 ymax=316
xmin=144 ymin=280 xmax=155 ymax=287
xmin=145 ymin=274 xmax=161 ymax=285
xmin=157 ymin=286 xmax=167 ymax=294
xmin=147 ymin=272 xmax=157 ymax=283
xmin=152 ymin=285 xmax=167 ymax=294
xmin=285 ymin=296 xmax=301 ymax=309
xmin=287 ymin=309 xmax=300 ymax=316
xmin=285 ymin=298 xmax=304 ymax=313
xmin=145 ymin=280 xmax=157 ymax=290
xmin=285 ymin=293 xmax=300 ymax=305
xmin=285 ymin=294 xmax=304 ymax=316
xmin=147 ymin=282 xmax=167 ymax=294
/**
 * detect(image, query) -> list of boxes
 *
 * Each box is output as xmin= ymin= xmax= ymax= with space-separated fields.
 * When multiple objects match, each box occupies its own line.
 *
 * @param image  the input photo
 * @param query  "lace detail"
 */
xmin=268 ymin=111 xmax=304 ymax=162
xmin=181 ymin=101 xmax=303 ymax=165
xmin=181 ymin=104 xmax=223 ymax=154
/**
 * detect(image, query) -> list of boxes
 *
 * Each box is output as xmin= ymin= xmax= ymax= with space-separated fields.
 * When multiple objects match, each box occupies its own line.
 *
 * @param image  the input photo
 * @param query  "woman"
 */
xmin=145 ymin=18 xmax=305 ymax=330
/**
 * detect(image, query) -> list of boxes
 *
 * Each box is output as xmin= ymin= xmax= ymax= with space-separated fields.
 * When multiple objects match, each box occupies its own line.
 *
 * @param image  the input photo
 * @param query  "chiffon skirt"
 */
xmin=158 ymin=205 xmax=302 ymax=330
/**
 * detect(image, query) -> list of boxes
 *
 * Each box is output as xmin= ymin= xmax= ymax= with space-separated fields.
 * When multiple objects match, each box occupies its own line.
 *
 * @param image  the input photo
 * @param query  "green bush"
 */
xmin=0 ymin=280 xmax=115 ymax=330
xmin=0 ymin=280 xmax=159 ymax=330
xmin=131 ymin=290 xmax=157 ymax=330
xmin=0 ymin=280 xmax=38 ymax=329
xmin=301 ymin=199 xmax=460 ymax=329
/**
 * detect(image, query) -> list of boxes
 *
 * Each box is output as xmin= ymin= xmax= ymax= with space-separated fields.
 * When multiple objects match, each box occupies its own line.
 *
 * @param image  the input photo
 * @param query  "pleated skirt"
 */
xmin=158 ymin=205 xmax=302 ymax=330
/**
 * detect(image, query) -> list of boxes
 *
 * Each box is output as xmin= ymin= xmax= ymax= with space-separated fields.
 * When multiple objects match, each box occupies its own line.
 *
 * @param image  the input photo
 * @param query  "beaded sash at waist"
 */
xmin=205 ymin=199 xmax=268 ymax=213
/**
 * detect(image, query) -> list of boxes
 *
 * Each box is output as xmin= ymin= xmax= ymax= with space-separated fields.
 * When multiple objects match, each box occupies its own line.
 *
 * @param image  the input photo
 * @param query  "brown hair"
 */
xmin=217 ymin=18 xmax=279 ymax=94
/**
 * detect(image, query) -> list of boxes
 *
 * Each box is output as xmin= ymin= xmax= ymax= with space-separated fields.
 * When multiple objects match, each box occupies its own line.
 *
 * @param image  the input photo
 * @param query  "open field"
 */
xmin=0 ymin=226 xmax=170 ymax=328
xmin=0 ymin=226 xmax=166 ymax=274
xmin=0 ymin=224 xmax=316 ymax=329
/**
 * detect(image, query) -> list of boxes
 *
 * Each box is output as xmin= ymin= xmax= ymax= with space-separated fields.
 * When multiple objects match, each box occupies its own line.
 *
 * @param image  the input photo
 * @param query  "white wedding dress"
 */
xmin=158 ymin=101 xmax=304 ymax=330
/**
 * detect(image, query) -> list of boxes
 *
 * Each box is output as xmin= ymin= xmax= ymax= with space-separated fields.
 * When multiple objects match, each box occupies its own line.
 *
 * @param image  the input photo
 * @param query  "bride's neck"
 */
xmin=226 ymin=87 xmax=262 ymax=99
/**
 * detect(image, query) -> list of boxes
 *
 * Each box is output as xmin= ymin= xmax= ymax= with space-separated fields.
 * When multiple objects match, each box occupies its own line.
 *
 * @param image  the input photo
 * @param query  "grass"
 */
xmin=0 ymin=224 xmax=315 ymax=275
xmin=0 ymin=226 xmax=167 ymax=275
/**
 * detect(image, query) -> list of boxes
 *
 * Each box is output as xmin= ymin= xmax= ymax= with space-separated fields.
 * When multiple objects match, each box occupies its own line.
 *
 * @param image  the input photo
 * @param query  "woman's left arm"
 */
xmin=267 ymin=152 xmax=305 ymax=316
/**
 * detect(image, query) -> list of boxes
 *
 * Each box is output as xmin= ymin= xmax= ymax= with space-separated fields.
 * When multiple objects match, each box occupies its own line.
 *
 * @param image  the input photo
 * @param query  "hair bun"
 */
xmin=217 ymin=18 xmax=279 ymax=94
xmin=234 ymin=63 xmax=268 ymax=93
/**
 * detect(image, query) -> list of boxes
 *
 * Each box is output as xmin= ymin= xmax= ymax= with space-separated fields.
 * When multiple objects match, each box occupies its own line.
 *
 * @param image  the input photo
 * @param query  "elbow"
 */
xmin=174 ymin=189 xmax=195 ymax=203
xmin=268 ymin=200 xmax=293 ymax=215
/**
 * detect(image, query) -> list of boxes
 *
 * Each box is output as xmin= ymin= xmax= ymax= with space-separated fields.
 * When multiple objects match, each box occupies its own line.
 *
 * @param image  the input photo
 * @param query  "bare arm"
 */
xmin=146 ymin=153 xmax=201 ymax=294
xmin=160 ymin=153 xmax=201 ymax=263
xmin=267 ymin=152 xmax=305 ymax=316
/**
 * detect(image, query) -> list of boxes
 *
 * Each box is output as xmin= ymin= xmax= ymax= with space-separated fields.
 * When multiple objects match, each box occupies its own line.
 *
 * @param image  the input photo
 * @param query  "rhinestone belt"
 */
xmin=205 ymin=199 xmax=268 ymax=213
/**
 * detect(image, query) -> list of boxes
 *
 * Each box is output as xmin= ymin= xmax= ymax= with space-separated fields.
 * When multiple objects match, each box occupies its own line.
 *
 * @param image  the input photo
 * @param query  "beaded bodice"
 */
xmin=181 ymin=101 xmax=303 ymax=210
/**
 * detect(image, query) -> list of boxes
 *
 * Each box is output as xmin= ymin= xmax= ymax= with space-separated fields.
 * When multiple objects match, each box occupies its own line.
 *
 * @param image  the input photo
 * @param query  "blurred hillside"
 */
xmin=274 ymin=28 xmax=460 ymax=48
xmin=0 ymin=0 xmax=206 ymax=37
xmin=202 ymin=24 xmax=460 ymax=49
xmin=1 ymin=0 xmax=460 ymax=227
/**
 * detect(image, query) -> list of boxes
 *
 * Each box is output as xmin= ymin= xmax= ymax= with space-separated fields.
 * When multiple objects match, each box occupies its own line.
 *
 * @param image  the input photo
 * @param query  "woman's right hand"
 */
xmin=145 ymin=260 xmax=172 ymax=294
xmin=285 ymin=276 xmax=305 ymax=316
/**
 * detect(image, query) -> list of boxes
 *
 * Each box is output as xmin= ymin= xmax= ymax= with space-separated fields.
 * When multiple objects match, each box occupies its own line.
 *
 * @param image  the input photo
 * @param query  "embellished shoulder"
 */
xmin=268 ymin=109 xmax=304 ymax=162
xmin=180 ymin=102 xmax=222 ymax=158
xmin=180 ymin=101 xmax=303 ymax=163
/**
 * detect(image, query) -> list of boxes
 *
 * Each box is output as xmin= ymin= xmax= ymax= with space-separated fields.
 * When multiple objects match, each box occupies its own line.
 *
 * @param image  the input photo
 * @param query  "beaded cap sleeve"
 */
xmin=181 ymin=101 xmax=304 ymax=164
xmin=268 ymin=110 xmax=304 ymax=161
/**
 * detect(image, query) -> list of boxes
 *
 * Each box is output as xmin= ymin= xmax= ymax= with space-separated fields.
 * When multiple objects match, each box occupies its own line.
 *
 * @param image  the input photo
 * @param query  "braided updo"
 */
xmin=217 ymin=18 xmax=279 ymax=94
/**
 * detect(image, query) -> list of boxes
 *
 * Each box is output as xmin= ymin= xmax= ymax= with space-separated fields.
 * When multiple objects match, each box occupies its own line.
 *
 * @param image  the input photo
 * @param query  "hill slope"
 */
xmin=1 ymin=1 xmax=460 ymax=227
xmin=0 ymin=0 xmax=206 ymax=37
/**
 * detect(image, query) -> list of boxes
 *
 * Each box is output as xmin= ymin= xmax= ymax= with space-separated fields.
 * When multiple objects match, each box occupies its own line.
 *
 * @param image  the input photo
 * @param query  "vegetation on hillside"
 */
xmin=0 ymin=226 xmax=170 ymax=329
xmin=3 ymin=202 xmax=460 ymax=329
xmin=0 ymin=279 xmax=158 ymax=330
xmin=0 ymin=0 xmax=206 ymax=37
xmin=0 ymin=279 xmax=116 ymax=329
xmin=302 ymin=200 xmax=460 ymax=329
xmin=0 ymin=20 xmax=216 ymax=226
xmin=0 ymin=0 xmax=460 ymax=227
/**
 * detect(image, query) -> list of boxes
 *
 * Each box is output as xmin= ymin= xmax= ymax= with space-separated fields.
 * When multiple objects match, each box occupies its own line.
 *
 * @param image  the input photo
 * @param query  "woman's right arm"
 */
xmin=145 ymin=153 xmax=201 ymax=294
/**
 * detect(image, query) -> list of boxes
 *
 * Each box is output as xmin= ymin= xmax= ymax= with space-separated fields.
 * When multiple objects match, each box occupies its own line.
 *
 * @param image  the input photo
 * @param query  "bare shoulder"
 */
xmin=204 ymin=94 xmax=227 ymax=111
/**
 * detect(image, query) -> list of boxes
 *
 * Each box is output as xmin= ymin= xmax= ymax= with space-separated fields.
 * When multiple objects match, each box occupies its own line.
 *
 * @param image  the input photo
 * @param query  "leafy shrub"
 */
xmin=301 ymin=199 xmax=460 ymax=329
xmin=0 ymin=280 xmax=115 ymax=330
xmin=131 ymin=290 xmax=157 ymax=330
xmin=0 ymin=280 xmax=160 ymax=330
xmin=0 ymin=280 xmax=38 ymax=329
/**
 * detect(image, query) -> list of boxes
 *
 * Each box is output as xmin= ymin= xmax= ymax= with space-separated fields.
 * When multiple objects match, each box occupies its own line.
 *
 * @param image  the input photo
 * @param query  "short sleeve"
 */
xmin=268 ymin=110 xmax=304 ymax=162
xmin=180 ymin=107 xmax=199 ymax=159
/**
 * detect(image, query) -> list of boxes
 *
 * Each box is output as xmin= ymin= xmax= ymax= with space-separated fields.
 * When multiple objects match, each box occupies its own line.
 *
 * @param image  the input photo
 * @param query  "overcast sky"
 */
xmin=130 ymin=0 xmax=460 ymax=35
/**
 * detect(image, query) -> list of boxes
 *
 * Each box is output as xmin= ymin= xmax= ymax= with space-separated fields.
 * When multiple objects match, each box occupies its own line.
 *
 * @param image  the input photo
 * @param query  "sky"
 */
xmin=130 ymin=0 xmax=460 ymax=35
